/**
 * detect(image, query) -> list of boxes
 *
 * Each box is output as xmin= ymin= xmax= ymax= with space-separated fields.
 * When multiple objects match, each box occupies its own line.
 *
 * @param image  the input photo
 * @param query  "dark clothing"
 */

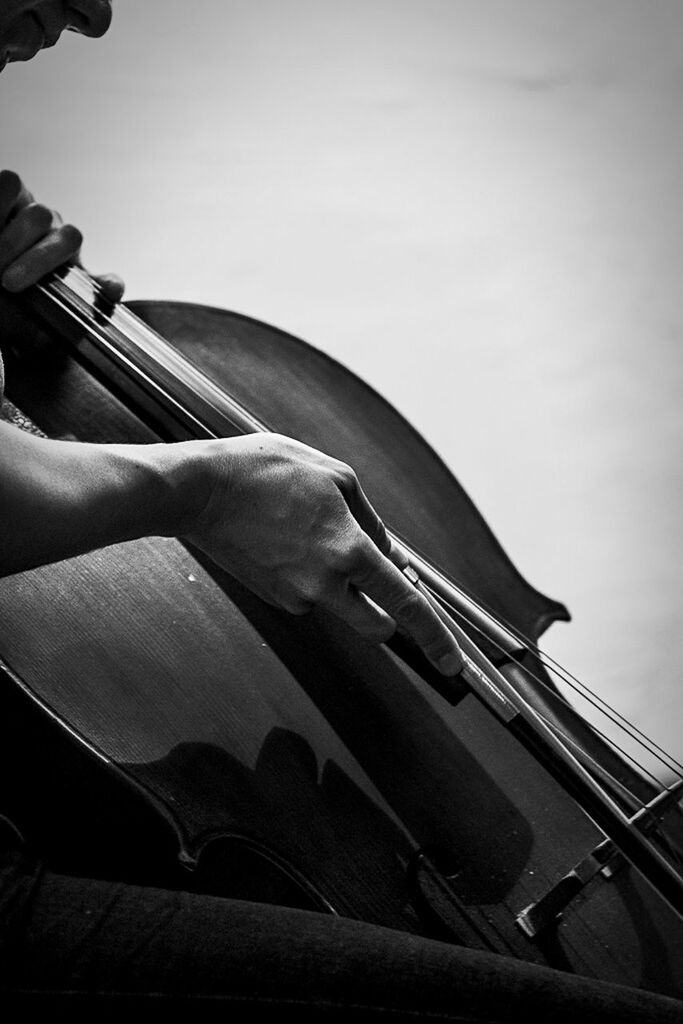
xmin=0 ymin=824 xmax=682 ymax=1022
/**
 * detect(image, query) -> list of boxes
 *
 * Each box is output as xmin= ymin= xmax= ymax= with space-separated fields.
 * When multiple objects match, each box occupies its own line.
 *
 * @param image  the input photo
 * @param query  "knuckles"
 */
xmin=333 ymin=462 xmax=360 ymax=495
xmin=325 ymin=544 xmax=358 ymax=577
xmin=293 ymin=577 xmax=328 ymax=607
xmin=332 ymin=532 xmax=377 ymax=579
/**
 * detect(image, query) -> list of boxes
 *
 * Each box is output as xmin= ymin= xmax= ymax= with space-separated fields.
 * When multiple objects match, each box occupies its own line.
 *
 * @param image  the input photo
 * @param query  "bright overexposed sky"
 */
xmin=2 ymin=0 xmax=682 ymax=777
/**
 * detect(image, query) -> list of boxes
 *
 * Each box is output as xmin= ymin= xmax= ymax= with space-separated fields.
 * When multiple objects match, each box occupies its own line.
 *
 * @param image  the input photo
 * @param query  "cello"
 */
xmin=0 ymin=265 xmax=682 ymax=997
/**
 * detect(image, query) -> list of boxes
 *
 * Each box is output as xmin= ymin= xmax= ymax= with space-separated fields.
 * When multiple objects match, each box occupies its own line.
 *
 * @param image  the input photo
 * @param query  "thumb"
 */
xmin=73 ymin=251 xmax=125 ymax=305
xmin=91 ymin=270 xmax=125 ymax=304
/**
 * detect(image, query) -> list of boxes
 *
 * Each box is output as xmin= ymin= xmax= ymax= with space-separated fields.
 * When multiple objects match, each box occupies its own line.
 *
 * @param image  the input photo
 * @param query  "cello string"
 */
xmin=394 ymin=528 xmax=683 ymax=778
xmin=521 ymin=645 xmax=683 ymax=776
xmin=445 ymin=569 xmax=683 ymax=775
xmin=58 ymin=270 xmax=683 ymax=791
xmin=418 ymin=575 xmax=683 ymax=879
xmin=444 ymin=576 xmax=683 ymax=780
xmin=439 ymin=593 xmax=675 ymax=790
xmin=419 ymin=575 xmax=683 ymax=871
xmin=429 ymin=571 xmax=683 ymax=784
xmin=390 ymin=537 xmax=683 ymax=786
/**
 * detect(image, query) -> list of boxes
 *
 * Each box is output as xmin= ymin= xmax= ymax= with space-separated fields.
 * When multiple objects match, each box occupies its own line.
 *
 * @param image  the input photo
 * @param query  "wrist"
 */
xmin=0 ymin=424 xmax=221 ymax=576
xmin=110 ymin=438 xmax=217 ymax=541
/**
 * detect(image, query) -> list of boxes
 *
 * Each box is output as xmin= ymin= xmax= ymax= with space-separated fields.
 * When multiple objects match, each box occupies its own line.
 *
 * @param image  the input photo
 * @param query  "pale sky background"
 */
xmin=1 ymin=0 xmax=682 ymax=781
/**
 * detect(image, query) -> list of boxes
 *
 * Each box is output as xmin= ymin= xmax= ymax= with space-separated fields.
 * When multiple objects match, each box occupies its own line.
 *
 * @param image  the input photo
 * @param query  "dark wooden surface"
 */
xmin=1 ymin=297 xmax=682 ymax=996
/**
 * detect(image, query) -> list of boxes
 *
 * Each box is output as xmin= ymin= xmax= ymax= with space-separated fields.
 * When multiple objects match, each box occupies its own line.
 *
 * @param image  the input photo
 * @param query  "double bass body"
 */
xmin=0 ymin=285 xmax=681 ymax=997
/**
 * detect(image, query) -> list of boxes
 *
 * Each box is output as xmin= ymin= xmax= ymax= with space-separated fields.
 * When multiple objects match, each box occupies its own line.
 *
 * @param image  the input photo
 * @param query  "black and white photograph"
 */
xmin=1 ymin=1 xmax=682 ymax=1017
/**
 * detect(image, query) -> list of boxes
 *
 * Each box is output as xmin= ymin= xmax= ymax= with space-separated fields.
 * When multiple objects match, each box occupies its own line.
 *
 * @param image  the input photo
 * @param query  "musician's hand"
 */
xmin=0 ymin=169 xmax=124 ymax=302
xmin=182 ymin=433 xmax=463 ymax=676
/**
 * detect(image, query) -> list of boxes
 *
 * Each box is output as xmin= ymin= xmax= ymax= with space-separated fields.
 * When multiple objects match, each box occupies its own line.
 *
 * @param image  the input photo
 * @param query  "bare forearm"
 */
xmin=0 ymin=421 xmax=207 ymax=576
xmin=0 ymin=425 xmax=464 ymax=676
